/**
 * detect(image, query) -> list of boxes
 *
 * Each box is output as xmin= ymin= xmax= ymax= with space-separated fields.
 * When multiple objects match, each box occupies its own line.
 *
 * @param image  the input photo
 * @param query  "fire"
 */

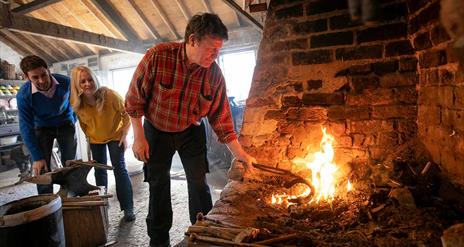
xmin=270 ymin=127 xmax=351 ymax=206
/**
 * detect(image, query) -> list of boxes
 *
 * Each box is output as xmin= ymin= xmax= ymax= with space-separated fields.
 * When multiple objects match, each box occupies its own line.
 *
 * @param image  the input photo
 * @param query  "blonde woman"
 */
xmin=70 ymin=65 xmax=135 ymax=221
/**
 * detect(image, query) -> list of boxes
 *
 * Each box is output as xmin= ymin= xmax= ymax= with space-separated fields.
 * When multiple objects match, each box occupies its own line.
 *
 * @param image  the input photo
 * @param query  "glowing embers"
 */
xmin=270 ymin=127 xmax=352 ymax=207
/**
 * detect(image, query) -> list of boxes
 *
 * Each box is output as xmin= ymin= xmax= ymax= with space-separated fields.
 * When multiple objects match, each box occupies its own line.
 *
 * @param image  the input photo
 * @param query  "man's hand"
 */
xmin=32 ymin=159 xmax=48 ymax=176
xmin=132 ymin=137 xmax=149 ymax=163
xmin=226 ymin=139 xmax=257 ymax=175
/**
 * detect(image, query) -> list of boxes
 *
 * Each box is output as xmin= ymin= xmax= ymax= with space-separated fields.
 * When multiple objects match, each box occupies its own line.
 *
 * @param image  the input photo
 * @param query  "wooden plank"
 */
xmin=201 ymin=0 xmax=213 ymax=12
xmin=16 ymin=32 xmax=67 ymax=61
xmin=0 ymin=32 xmax=29 ymax=57
xmin=220 ymin=0 xmax=263 ymax=31
xmin=0 ymin=29 xmax=56 ymax=63
xmin=150 ymin=0 xmax=181 ymax=39
xmin=127 ymin=0 xmax=161 ymax=40
xmin=90 ymin=0 xmax=140 ymax=42
xmin=30 ymin=6 xmax=89 ymax=56
xmin=6 ymin=13 xmax=146 ymax=54
xmin=54 ymin=2 xmax=100 ymax=54
xmin=175 ymin=0 xmax=191 ymax=21
xmin=12 ymin=0 xmax=61 ymax=14
xmin=33 ymin=35 xmax=74 ymax=61
xmin=80 ymin=0 xmax=124 ymax=39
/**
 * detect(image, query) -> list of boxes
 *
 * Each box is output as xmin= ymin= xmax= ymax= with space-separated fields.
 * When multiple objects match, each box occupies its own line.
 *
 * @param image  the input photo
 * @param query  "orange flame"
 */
xmin=270 ymin=127 xmax=351 ymax=206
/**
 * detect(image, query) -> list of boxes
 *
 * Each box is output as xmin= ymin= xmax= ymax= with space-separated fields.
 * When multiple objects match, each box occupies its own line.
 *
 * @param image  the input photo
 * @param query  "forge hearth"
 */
xmin=186 ymin=0 xmax=464 ymax=245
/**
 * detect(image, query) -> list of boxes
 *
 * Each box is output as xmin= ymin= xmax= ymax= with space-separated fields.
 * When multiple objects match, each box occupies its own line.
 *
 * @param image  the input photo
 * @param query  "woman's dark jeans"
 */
xmin=35 ymin=123 xmax=77 ymax=194
xmin=144 ymin=120 xmax=212 ymax=246
xmin=90 ymin=141 xmax=134 ymax=211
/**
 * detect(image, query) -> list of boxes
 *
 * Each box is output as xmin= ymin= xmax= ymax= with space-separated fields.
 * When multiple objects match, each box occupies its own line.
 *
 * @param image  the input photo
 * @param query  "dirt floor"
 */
xmin=0 ymin=152 xmax=225 ymax=246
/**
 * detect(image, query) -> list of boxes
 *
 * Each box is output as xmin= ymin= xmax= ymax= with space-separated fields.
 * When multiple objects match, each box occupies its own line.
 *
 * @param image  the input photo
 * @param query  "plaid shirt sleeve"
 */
xmin=207 ymin=71 xmax=237 ymax=144
xmin=125 ymin=48 xmax=156 ymax=118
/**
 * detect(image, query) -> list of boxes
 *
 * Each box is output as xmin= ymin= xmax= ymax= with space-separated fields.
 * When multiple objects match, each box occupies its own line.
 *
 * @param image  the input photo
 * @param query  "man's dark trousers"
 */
xmin=35 ymin=123 xmax=77 ymax=194
xmin=144 ymin=120 xmax=212 ymax=246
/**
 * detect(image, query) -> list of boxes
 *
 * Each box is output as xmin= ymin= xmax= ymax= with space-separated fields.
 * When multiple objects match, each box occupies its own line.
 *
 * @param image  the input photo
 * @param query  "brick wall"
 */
xmin=241 ymin=0 xmax=418 ymax=171
xmin=412 ymin=0 xmax=464 ymax=184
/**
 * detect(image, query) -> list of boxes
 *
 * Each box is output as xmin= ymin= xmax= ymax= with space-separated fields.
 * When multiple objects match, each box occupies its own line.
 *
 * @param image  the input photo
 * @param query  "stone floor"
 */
xmin=0 ymin=152 xmax=226 ymax=246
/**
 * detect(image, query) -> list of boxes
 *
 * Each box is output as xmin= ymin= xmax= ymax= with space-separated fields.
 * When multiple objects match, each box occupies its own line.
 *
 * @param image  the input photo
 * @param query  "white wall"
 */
xmin=0 ymin=41 xmax=22 ymax=73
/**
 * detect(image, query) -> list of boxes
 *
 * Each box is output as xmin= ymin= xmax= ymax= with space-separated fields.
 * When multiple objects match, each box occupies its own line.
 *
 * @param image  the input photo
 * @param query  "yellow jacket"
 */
xmin=76 ymin=88 xmax=130 ymax=144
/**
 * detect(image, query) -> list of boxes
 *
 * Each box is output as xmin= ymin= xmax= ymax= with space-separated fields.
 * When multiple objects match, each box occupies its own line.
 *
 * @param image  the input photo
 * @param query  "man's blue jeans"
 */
xmin=144 ymin=120 xmax=212 ymax=246
xmin=35 ymin=123 xmax=77 ymax=194
xmin=90 ymin=141 xmax=134 ymax=211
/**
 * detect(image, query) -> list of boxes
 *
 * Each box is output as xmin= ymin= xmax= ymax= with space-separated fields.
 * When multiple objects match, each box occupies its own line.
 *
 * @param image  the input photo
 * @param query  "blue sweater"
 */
xmin=17 ymin=74 xmax=76 ymax=161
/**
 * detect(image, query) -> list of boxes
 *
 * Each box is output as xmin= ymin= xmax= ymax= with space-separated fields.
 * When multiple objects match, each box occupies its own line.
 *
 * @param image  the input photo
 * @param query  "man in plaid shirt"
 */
xmin=125 ymin=13 xmax=256 ymax=247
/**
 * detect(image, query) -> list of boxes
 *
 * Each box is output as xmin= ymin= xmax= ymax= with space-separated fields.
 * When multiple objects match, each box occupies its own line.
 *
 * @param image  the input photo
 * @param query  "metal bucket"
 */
xmin=0 ymin=194 xmax=65 ymax=247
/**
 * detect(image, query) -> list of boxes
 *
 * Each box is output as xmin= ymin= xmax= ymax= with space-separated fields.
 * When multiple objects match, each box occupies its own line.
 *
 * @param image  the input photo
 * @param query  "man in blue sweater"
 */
xmin=17 ymin=55 xmax=77 ymax=194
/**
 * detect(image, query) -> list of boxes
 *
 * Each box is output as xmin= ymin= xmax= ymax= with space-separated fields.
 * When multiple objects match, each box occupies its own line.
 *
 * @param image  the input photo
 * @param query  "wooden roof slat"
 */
xmin=12 ymin=0 xmax=60 ymax=14
xmin=0 ymin=32 xmax=29 ymax=57
xmin=80 ymin=0 xmax=123 ymax=39
xmin=175 ymin=0 xmax=191 ymax=22
xmin=201 ymin=0 xmax=213 ymax=13
xmin=0 ymin=29 xmax=56 ymax=63
xmin=5 ymin=12 xmax=146 ymax=54
xmin=34 ymin=35 xmax=74 ymax=61
xmin=53 ymin=2 xmax=100 ymax=54
xmin=17 ymin=32 xmax=68 ymax=61
xmin=150 ymin=0 xmax=180 ymax=40
xmin=90 ymin=0 xmax=139 ymax=42
xmin=127 ymin=0 xmax=161 ymax=41
xmin=220 ymin=0 xmax=263 ymax=31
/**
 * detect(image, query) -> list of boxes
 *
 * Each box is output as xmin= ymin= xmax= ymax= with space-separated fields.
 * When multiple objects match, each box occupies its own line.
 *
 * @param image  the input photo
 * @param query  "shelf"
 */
xmin=0 ymin=95 xmax=16 ymax=99
xmin=0 ymin=79 xmax=25 ymax=85
xmin=0 ymin=141 xmax=22 ymax=152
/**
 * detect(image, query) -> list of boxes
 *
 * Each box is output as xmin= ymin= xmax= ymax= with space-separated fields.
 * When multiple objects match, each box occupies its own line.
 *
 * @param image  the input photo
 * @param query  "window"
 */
xmin=218 ymin=50 xmax=256 ymax=104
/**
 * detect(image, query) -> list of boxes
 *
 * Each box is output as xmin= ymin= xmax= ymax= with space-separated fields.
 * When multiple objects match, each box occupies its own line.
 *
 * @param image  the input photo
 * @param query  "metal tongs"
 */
xmin=252 ymin=163 xmax=315 ymax=203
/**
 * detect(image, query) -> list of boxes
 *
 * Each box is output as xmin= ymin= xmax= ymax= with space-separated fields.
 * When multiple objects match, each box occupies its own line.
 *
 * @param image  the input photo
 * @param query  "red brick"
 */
xmin=286 ymin=107 xmax=328 ymax=121
xmin=339 ymin=135 xmax=353 ymax=147
xmin=399 ymin=57 xmax=418 ymax=72
xmin=379 ymin=72 xmax=419 ymax=88
xmin=371 ymin=105 xmax=417 ymax=119
xmin=455 ymin=88 xmax=464 ymax=108
xmin=378 ymin=132 xmax=399 ymax=146
xmin=418 ymin=105 xmax=441 ymax=125
xmin=346 ymin=88 xmax=393 ymax=106
xmin=328 ymin=106 xmax=370 ymax=120
xmin=352 ymin=133 xmax=365 ymax=147
xmin=394 ymin=86 xmax=418 ymax=104
xmin=348 ymin=120 xmax=394 ymax=133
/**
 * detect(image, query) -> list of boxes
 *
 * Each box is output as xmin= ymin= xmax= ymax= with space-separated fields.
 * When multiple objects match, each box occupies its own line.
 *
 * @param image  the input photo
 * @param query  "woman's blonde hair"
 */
xmin=70 ymin=65 xmax=107 ymax=112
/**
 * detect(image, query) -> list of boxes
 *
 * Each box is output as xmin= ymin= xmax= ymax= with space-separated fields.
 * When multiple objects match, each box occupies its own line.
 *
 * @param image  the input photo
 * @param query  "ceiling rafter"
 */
xmin=0 ymin=32 xmax=29 ymax=57
xmin=51 ymin=1 xmax=100 ymax=54
xmin=201 ymin=0 xmax=212 ymax=12
xmin=150 ymin=0 xmax=180 ymax=40
xmin=45 ymin=38 xmax=81 ymax=59
xmin=27 ymin=33 xmax=73 ymax=60
xmin=90 ymin=0 xmax=140 ymax=42
xmin=0 ymin=29 xmax=56 ymax=63
xmin=221 ymin=0 xmax=263 ymax=31
xmin=27 ymin=5 xmax=88 ymax=57
xmin=127 ymin=0 xmax=161 ymax=41
xmin=12 ymin=0 xmax=60 ymax=14
xmin=15 ymin=32 xmax=64 ymax=61
xmin=0 ymin=10 xmax=147 ymax=54
xmin=175 ymin=0 xmax=191 ymax=22
xmin=80 ymin=0 xmax=123 ymax=39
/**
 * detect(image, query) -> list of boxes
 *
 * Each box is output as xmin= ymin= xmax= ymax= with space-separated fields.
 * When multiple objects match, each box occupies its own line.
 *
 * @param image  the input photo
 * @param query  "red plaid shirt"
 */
xmin=125 ymin=42 xmax=237 ymax=143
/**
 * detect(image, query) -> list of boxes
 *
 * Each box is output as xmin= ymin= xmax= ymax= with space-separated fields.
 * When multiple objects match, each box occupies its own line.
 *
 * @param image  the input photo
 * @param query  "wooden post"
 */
xmin=0 ymin=1 xmax=12 ymax=29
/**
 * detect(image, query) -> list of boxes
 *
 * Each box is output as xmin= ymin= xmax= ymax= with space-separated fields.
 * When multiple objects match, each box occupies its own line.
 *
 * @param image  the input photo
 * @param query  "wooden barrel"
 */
xmin=0 ymin=194 xmax=65 ymax=247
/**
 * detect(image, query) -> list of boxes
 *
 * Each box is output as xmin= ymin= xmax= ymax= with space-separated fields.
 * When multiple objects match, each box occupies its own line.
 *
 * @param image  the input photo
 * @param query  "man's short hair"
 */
xmin=184 ymin=13 xmax=228 ymax=43
xmin=20 ymin=55 xmax=48 ymax=75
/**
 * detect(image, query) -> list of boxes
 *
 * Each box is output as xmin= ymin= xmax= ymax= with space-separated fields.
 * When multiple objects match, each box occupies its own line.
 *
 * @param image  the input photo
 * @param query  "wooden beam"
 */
xmin=127 ymin=0 xmax=161 ymax=40
xmin=0 ymin=32 xmax=29 ymax=57
xmin=221 ymin=0 xmax=263 ymax=31
xmin=150 ymin=0 xmax=180 ymax=40
xmin=175 ymin=0 xmax=191 ymax=22
xmin=12 ymin=0 xmax=61 ymax=14
xmin=90 ymin=0 xmax=140 ymax=42
xmin=25 ymin=4 xmax=88 ymax=57
xmin=46 ymin=38 xmax=81 ymax=59
xmin=0 ymin=29 xmax=56 ymax=63
xmin=54 ymin=2 xmax=99 ymax=54
xmin=16 ymin=32 xmax=66 ymax=61
xmin=5 ymin=13 xmax=146 ymax=54
xmin=32 ymin=34 xmax=73 ymax=61
xmin=80 ymin=0 xmax=123 ymax=39
xmin=201 ymin=0 xmax=213 ymax=13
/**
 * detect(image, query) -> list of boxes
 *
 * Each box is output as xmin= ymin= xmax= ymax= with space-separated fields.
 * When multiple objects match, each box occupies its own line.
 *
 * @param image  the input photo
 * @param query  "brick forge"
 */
xmin=198 ymin=0 xmax=464 ymax=245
